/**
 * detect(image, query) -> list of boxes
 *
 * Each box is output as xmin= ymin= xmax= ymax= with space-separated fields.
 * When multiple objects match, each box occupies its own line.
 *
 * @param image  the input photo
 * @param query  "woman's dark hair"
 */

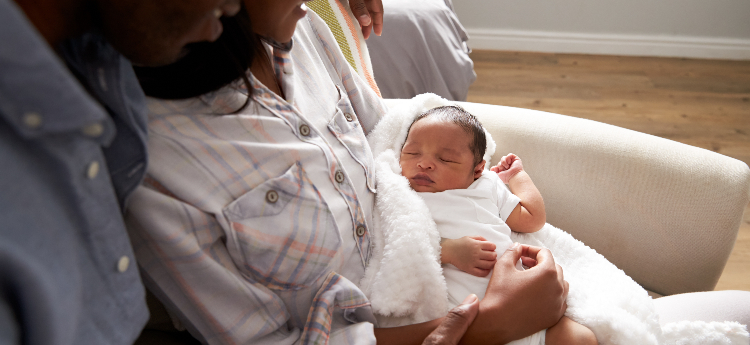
xmin=134 ymin=5 xmax=258 ymax=106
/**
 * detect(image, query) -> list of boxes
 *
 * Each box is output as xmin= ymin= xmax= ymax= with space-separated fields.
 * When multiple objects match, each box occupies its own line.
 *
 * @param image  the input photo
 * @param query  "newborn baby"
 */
xmin=399 ymin=105 xmax=596 ymax=345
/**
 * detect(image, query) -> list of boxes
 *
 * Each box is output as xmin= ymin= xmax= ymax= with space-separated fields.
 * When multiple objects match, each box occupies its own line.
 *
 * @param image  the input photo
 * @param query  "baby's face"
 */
xmin=400 ymin=118 xmax=484 ymax=193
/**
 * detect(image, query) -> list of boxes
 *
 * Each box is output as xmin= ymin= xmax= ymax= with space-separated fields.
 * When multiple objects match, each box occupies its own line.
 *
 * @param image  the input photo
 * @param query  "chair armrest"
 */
xmin=384 ymin=99 xmax=750 ymax=296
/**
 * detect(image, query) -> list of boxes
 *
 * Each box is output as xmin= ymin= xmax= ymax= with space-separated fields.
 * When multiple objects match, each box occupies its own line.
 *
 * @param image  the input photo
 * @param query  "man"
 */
xmin=0 ymin=0 xmax=242 ymax=343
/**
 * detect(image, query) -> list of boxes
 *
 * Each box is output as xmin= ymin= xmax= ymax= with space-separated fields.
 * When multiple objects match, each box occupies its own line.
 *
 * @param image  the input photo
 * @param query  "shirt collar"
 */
xmin=266 ymin=38 xmax=295 ymax=104
xmin=0 ymin=0 xmax=114 ymax=143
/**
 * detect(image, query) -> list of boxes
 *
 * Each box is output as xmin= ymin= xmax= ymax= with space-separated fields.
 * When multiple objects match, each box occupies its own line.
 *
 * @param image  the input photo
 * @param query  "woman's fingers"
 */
xmin=520 ymin=256 xmax=537 ymax=268
xmin=423 ymin=295 xmax=479 ymax=345
xmin=475 ymin=260 xmax=495 ymax=271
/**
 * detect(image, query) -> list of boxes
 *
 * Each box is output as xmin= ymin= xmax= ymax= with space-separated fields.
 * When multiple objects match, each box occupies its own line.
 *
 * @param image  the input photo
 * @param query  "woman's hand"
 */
xmin=460 ymin=243 xmax=568 ymax=344
xmin=441 ymin=237 xmax=497 ymax=277
xmin=423 ymin=294 xmax=480 ymax=345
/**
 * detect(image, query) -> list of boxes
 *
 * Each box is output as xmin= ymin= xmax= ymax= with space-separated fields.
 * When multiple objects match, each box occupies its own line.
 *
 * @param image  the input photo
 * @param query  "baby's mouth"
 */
xmin=411 ymin=173 xmax=434 ymax=185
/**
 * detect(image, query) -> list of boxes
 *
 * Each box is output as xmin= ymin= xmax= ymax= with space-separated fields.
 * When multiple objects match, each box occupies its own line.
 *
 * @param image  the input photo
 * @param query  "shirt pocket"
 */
xmin=327 ymin=89 xmax=376 ymax=192
xmin=222 ymin=162 xmax=341 ymax=290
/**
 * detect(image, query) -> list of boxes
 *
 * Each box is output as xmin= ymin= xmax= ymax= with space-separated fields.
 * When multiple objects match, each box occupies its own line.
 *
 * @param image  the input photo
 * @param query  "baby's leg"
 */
xmin=545 ymin=316 xmax=597 ymax=345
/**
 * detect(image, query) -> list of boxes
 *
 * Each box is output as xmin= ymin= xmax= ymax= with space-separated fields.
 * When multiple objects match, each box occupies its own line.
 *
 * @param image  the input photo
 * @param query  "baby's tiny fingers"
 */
xmin=476 ymin=260 xmax=495 ymax=271
xmin=471 ymin=268 xmax=492 ymax=277
xmin=479 ymin=251 xmax=497 ymax=261
xmin=479 ymin=241 xmax=496 ymax=251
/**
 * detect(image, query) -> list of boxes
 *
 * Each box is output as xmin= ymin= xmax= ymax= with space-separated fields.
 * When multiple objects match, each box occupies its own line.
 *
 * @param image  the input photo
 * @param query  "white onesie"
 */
xmin=417 ymin=170 xmax=546 ymax=345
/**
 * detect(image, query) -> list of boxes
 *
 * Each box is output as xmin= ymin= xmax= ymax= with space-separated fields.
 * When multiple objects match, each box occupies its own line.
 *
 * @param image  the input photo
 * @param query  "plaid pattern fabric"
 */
xmin=126 ymin=12 xmax=384 ymax=345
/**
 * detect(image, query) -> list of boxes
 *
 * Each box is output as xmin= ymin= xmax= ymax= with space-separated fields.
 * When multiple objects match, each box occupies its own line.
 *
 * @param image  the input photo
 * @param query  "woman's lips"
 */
xmin=410 ymin=173 xmax=434 ymax=185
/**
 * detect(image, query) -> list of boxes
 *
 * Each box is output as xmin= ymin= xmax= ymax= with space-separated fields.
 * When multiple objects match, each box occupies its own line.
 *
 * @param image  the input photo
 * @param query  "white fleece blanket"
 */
xmin=360 ymin=93 xmax=749 ymax=344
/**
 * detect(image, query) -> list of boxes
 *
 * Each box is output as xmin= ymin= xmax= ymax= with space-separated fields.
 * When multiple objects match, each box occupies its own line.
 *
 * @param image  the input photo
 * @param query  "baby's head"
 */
xmin=400 ymin=105 xmax=487 ymax=192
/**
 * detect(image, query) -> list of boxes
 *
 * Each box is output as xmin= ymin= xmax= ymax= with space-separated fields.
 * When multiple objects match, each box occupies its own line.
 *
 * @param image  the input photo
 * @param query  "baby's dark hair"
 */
xmin=409 ymin=105 xmax=487 ymax=166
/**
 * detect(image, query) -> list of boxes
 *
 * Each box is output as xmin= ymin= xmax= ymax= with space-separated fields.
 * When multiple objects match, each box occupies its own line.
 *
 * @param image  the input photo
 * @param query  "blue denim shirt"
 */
xmin=0 ymin=0 xmax=149 ymax=343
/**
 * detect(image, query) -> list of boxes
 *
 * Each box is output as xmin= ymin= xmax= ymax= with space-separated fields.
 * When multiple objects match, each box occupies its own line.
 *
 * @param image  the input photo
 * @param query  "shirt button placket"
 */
xmin=356 ymin=225 xmax=366 ymax=237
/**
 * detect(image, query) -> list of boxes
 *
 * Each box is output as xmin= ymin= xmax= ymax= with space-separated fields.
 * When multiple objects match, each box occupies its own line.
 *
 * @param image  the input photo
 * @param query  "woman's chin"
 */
xmin=269 ymin=8 xmax=306 ymax=43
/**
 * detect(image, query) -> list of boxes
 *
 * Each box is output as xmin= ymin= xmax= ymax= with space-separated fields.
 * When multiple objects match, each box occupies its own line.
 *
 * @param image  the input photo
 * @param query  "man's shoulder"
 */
xmin=0 ymin=2 xmax=114 ymax=139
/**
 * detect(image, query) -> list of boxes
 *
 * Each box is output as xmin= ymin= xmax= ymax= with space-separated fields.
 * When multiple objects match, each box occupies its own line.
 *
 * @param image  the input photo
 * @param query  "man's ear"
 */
xmin=474 ymin=160 xmax=486 ymax=179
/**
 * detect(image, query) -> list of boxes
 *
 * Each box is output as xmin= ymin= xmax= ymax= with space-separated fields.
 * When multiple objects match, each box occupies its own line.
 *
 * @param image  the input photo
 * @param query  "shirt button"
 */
xmin=335 ymin=170 xmax=344 ymax=183
xmin=344 ymin=113 xmax=354 ymax=122
xmin=299 ymin=124 xmax=310 ymax=137
xmin=87 ymin=161 xmax=100 ymax=179
xmin=117 ymin=256 xmax=130 ymax=273
xmin=356 ymin=226 xmax=366 ymax=237
xmin=81 ymin=122 xmax=104 ymax=137
xmin=22 ymin=112 xmax=42 ymax=129
xmin=265 ymin=190 xmax=279 ymax=203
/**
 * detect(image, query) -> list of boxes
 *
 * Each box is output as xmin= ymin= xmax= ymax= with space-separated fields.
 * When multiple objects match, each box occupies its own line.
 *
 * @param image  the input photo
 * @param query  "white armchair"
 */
xmin=383 ymin=99 xmax=750 ymax=299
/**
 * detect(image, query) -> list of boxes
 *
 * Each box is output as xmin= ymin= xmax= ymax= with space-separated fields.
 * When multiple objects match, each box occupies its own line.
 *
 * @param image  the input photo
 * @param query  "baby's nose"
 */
xmin=417 ymin=159 xmax=435 ymax=169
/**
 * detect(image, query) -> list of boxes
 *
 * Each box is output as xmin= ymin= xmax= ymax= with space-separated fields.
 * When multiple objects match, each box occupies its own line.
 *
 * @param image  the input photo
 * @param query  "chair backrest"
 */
xmin=457 ymin=101 xmax=750 ymax=296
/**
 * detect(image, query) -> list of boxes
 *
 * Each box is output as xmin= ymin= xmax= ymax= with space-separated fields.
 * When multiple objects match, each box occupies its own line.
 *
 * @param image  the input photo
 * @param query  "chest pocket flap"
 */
xmin=222 ymin=162 xmax=341 ymax=290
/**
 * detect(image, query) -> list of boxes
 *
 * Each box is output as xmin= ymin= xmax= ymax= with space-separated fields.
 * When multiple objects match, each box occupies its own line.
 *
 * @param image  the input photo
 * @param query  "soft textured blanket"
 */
xmin=360 ymin=93 xmax=749 ymax=344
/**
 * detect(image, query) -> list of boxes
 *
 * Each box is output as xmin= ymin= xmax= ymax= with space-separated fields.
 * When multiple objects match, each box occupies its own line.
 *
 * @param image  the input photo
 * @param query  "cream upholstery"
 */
xmin=384 ymin=98 xmax=750 ymax=296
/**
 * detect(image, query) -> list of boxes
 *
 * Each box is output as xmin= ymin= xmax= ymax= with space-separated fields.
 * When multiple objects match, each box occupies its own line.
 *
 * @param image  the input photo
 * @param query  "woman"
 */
xmin=125 ymin=0 xmax=568 ymax=343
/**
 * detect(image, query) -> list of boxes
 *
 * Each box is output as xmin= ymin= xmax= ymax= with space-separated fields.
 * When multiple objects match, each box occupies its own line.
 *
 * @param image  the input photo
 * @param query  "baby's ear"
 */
xmin=474 ymin=160 xmax=486 ymax=178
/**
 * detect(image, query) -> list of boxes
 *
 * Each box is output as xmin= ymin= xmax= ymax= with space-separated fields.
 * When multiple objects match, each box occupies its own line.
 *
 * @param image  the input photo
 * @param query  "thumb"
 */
xmin=497 ymin=242 xmax=522 ymax=268
xmin=423 ymin=294 xmax=479 ymax=345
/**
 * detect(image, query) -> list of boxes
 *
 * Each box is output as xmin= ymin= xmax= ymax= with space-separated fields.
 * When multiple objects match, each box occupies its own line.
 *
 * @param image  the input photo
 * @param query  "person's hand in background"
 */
xmin=348 ymin=0 xmax=383 ymax=39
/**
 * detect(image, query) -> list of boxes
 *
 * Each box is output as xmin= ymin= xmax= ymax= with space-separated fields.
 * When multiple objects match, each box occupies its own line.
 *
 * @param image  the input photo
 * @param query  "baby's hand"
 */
xmin=441 ymin=236 xmax=497 ymax=277
xmin=491 ymin=153 xmax=524 ymax=184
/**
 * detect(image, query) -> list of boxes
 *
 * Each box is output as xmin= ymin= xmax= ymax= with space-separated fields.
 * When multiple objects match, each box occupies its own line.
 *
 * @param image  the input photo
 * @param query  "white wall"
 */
xmin=452 ymin=0 xmax=750 ymax=60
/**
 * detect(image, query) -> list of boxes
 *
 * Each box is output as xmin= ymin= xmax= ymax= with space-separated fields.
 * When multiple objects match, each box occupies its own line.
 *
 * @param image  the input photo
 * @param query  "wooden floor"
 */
xmin=467 ymin=50 xmax=750 ymax=291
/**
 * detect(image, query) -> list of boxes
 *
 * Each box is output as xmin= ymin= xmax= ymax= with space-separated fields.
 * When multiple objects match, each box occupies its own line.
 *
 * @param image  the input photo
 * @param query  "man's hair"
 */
xmin=408 ymin=105 xmax=487 ymax=166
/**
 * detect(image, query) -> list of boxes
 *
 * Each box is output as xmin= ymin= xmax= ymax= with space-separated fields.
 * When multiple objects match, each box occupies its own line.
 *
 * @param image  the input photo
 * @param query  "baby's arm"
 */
xmin=546 ymin=316 xmax=598 ymax=345
xmin=491 ymin=154 xmax=546 ymax=233
xmin=440 ymin=236 xmax=497 ymax=277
